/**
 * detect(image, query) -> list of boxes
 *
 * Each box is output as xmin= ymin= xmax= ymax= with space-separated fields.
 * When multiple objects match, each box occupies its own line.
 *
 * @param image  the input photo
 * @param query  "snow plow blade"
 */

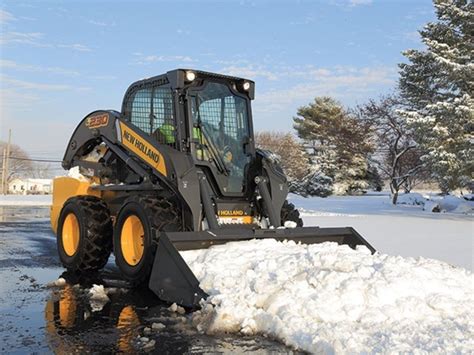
xmin=149 ymin=227 xmax=375 ymax=308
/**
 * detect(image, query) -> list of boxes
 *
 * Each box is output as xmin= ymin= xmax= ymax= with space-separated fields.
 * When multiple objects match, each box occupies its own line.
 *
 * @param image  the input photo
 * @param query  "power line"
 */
xmin=9 ymin=156 xmax=62 ymax=163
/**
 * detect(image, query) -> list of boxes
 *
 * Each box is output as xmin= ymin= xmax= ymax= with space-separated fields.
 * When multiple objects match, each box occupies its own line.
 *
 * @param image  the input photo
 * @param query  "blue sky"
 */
xmin=0 ymin=0 xmax=434 ymax=159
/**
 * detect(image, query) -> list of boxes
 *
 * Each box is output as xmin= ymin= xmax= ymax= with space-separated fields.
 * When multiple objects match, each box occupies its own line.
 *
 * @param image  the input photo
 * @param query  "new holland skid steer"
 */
xmin=50 ymin=69 xmax=375 ymax=308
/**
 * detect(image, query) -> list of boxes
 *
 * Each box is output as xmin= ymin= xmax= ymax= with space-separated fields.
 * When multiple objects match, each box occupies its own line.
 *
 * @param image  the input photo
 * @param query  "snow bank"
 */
xmin=396 ymin=193 xmax=474 ymax=214
xmin=182 ymin=240 xmax=473 ymax=353
xmin=437 ymin=195 xmax=473 ymax=213
xmin=396 ymin=192 xmax=426 ymax=206
xmin=0 ymin=194 xmax=52 ymax=206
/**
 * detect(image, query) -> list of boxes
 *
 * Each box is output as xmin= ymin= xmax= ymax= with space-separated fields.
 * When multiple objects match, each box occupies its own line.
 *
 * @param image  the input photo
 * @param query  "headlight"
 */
xmin=242 ymin=81 xmax=251 ymax=90
xmin=185 ymin=71 xmax=196 ymax=81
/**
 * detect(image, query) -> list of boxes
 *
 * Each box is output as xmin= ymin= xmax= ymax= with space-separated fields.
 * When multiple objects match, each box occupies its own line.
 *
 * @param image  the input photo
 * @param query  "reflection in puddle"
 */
xmin=44 ymin=279 xmax=147 ymax=353
xmin=1 ymin=206 xmax=299 ymax=354
xmin=117 ymin=305 xmax=141 ymax=353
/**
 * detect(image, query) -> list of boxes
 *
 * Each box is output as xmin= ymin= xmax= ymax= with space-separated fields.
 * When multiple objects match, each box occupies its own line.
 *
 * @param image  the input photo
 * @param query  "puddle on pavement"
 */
xmin=0 ymin=206 xmax=302 ymax=354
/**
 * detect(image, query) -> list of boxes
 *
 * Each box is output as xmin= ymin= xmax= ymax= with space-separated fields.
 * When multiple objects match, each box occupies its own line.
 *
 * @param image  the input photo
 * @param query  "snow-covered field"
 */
xmin=292 ymin=193 xmax=473 ymax=271
xmin=183 ymin=240 xmax=473 ymax=353
xmin=0 ymin=194 xmax=51 ymax=206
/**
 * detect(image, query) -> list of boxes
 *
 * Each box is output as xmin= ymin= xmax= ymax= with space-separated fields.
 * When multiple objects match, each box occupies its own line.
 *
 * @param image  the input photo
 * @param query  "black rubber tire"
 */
xmin=57 ymin=196 xmax=113 ymax=272
xmin=113 ymin=195 xmax=182 ymax=285
xmin=281 ymin=200 xmax=303 ymax=227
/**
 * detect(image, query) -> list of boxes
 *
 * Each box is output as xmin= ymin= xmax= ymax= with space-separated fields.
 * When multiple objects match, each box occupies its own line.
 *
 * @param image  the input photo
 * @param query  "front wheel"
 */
xmin=113 ymin=196 xmax=182 ymax=285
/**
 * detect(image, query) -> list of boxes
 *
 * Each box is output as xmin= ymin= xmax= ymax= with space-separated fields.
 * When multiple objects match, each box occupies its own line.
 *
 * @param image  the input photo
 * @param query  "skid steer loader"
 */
xmin=50 ymin=69 xmax=375 ymax=308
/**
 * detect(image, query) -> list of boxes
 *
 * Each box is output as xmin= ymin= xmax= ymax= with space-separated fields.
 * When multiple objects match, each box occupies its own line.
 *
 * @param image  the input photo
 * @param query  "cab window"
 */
xmin=129 ymin=87 xmax=176 ymax=147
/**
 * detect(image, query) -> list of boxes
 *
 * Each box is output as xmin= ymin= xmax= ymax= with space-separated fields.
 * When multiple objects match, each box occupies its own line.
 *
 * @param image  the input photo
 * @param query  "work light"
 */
xmin=186 ymin=71 xmax=196 ymax=81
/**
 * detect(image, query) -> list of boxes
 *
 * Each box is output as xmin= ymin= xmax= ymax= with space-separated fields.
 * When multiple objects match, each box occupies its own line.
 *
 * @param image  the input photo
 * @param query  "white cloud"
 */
xmin=330 ymin=0 xmax=373 ymax=8
xmin=254 ymin=65 xmax=396 ymax=114
xmin=0 ymin=9 xmax=16 ymax=24
xmin=0 ymin=88 xmax=39 ymax=108
xmin=290 ymin=16 xmax=316 ymax=25
xmin=89 ymin=74 xmax=117 ymax=80
xmin=216 ymin=63 xmax=334 ymax=81
xmin=88 ymin=19 xmax=115 ymax=27
xmin=176 ymin=29 xmax=190 ymax=35
xmin=349 ymin=0 xmax=373 ymax=6
xmin=1 ymin=76 xmax=72 ymax=91
xmin=1 ymin=74 xmax=90 ymax=92
xmin=0 ymin=59 xmax=80 ymax=76
xmin=0 ymin=31 xmax=92 ymax=52
xmin=0 ymin=31 xmax=47 ymax=46
xmin=19 ymin=16 xmax=36 ymax=21
xmin=134 ymin=54 xmax=196 ymax=64
xmin=57 ymin=43 xmax=92 ymax=52
xmin=220 ymin=65 xmax=279 ymax=81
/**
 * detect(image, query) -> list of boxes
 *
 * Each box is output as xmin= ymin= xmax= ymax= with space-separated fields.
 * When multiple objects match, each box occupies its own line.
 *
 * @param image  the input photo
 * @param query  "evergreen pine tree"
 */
xmin=293 ymin=97 xmax=374 ymax=194
xmin=399 ymin=0 xmax=473 ymax=192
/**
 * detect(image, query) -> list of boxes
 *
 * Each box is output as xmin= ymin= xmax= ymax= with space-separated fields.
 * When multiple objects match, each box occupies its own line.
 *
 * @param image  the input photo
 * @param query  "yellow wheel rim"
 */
xmin=62 ymin=213 xmax=80 ymax=256
xmin=121 ymin=215 xmax=145 ymax=266
xmin=59 ymin=285 xmax=77 ymax=328
xmin=117 ymin=305 xmax=141 ymax=353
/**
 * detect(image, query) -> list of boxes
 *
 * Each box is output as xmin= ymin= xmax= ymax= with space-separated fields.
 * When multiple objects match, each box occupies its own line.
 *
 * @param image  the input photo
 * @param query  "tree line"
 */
xmin=256 ymin=0 xmax=472 ymax=204
xmin=0 ymin=141 xmax=53 ymax=184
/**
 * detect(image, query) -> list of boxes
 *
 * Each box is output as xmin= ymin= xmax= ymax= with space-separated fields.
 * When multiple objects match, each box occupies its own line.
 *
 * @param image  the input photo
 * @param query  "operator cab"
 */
xmin=187 ymin=78 xmax=254 ymax=194
xmin=121 ymin=69 xmax=256 ymax=197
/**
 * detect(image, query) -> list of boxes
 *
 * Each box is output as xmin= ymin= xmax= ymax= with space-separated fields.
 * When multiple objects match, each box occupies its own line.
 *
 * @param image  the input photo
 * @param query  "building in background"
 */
xmin=8 ymin=178 xmax=52 ymax=195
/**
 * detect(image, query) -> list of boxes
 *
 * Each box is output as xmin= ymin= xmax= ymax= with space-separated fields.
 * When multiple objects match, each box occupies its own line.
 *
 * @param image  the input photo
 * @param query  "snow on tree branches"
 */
xmin=358 ymin=96 xmax=425 ymax=204
xmin=398 ymin=0 xmax=473 ymax=193
xmin=293 ymin=97 xmax=375 ymax=195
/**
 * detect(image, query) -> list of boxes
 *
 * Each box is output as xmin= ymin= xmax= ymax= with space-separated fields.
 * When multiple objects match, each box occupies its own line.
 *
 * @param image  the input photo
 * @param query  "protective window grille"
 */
xmin=130 ymin=87 xmax=176 ymax=148
xmin=198 ymin=96 xmax=244 ymax=141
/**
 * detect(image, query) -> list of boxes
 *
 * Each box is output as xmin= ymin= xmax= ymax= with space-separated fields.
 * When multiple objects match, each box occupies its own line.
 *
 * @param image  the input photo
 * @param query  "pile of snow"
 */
xmin=47 ymin=277 xmax=66 ymax=287
xmin=462 ymin=193 xmax=474 ymax=201
xmin=396 ymin=192 xmax=426 ymax=206
xmin=437 ymin=195 xmax=473 ymax=213
xmin=182 ymin=240 xmax=473 ymax=353
xmin=67 ymin=166 xmax=89 ymax=181
xmin=396 ymin=193 xmax=474 ymax=214
xmin=88 ymin=284 xmax=110 ymax=312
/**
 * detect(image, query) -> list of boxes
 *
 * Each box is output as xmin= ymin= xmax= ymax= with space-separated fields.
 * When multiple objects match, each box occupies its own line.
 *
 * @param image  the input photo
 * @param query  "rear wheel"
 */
xmin=57 ymin=196 xmax=113 ymax=272
xmin=113 ymin=196 xmax=182 ymax=285
xmin=281 ymin=200 xmax=303 ymax=227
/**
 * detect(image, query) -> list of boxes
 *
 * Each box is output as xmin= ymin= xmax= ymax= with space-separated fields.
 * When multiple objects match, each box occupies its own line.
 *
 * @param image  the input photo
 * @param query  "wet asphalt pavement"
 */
xmin=0 ymin=207 xmax=300 ymax=354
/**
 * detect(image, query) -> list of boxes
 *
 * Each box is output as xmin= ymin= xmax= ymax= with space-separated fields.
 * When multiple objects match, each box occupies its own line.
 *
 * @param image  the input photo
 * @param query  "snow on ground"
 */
xmin=396 ymin=192 xmax=474 ymax=213
xmin=0 ymin=194 xmax=52 ymax=206
xmin=291 ymin=193 xmax=473 ymax=271
xmin=183 ymin=239 xmax=473 ymax=354
xmin=88 ymin=284 xmax=110 ymax=312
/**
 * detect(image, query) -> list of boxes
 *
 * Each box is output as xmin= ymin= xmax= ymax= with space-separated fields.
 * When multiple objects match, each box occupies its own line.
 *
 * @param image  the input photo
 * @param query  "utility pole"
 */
xmin=1 ymin=149 xmax=6 ymax=194
xmin=3 ymin=130 xmax=12 ymax=195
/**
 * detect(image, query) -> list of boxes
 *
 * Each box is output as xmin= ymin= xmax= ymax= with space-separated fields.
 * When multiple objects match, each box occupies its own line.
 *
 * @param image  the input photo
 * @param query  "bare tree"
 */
xmin=359 ymin=96 xmax=425 ymax=204
xmin=32 ymin=163 xmax=53 ymax=179
xmin=0 ymin=141 xmax=34 ymax=183
xmin=255 ymin=131 xmax=310 ymax=182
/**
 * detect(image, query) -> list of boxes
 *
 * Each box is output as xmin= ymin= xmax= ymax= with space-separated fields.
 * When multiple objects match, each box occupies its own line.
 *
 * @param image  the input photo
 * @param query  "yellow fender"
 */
xmin=50 ymin=177 xmax=100 ymax=234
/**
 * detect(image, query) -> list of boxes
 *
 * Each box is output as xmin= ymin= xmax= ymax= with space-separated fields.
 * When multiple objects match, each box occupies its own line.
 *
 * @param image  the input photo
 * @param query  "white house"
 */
xmin=8 ymin=178 xmax=53 ymax=195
